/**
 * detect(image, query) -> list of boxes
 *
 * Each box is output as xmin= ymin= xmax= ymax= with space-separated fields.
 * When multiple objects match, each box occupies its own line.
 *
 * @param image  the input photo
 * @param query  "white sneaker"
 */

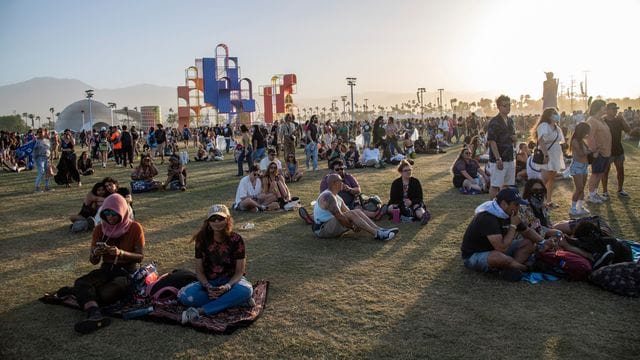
xmin=569 ymin=208 xmax=580 ymax=217
xmin=599 ymin=192 xmax=609 ymax=201
xmin=587 ymin=194 xmax=603 ymax=204
xmin=181 ymin=307 xmax=200 ymax=324
xmin=579 ymin=207 xmax=590 ymax=215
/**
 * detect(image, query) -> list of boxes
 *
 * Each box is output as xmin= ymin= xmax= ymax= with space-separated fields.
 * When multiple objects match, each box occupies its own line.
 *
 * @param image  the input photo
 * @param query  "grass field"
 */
xmin=1 ymin=142 xmax=639 ymax=359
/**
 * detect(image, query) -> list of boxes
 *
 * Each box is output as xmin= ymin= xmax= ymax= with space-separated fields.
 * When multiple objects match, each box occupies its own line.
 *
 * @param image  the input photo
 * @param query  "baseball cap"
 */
xmin=207 ymin=204 xmax=230 ymax=219
xmin=496 ymin=188 xmax=528 ymax=205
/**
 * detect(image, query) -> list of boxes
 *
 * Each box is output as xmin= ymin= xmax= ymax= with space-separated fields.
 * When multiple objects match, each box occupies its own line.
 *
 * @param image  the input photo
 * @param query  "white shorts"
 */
xmin=490 ymin=160 xmax=515 ymax=188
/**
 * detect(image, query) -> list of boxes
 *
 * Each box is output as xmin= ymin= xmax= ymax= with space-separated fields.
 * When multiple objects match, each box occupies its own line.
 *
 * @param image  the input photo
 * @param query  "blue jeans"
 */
xmin=34 ymin=156 xmax=49 ymax=189
xmin=305 ymin=142 xmax=318 ymax=170
xmin=388 ymin=138 xmax=402 ymax=156
xmin=178 ymin=277 xmax=253 ymax=315
xmin=363 ymin=132 xmax=371 ymax=148
xmin=237 ymin=150 xmax=246 ymax=176
xmin=253 ymin=147 xmax=266 ymax=163
xmin=225 ymin=138 xmax=231 ymax=153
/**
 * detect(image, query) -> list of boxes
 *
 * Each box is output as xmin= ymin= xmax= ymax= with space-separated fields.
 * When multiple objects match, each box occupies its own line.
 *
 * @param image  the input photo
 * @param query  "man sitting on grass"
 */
xmin=460 ymin=188 xmax=543 ymax=281
xmin=233 ymin=165 xmax=277 ymax=212
xmin=312 ymin=173 xmax=398 ymax=241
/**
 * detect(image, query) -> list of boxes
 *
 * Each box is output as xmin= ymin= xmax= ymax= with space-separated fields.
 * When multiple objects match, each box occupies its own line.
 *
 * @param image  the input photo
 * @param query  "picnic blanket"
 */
xmin=40 ymin=280 xmax=269 ymax=334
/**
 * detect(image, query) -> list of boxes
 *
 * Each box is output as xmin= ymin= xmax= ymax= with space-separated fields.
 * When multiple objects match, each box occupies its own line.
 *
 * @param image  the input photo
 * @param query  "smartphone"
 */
xmin=95 ymin=242 xmax=106 ymax=248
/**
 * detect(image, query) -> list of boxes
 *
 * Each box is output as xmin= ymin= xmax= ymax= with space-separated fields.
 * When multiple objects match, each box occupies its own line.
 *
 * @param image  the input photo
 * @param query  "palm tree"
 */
xmin=28 ymin=114 xmax=34 ymax=128
xmin=35 ymin=116 xmax=41 ymax=128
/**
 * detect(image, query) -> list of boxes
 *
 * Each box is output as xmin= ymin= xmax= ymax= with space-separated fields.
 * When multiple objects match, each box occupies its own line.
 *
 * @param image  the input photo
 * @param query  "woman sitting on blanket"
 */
xmin=451 ymin=147 xmax=489 ymax=194
xmin=130 ymin=154 xmax=162 ymax=192
xmin=179 ymin=204 xmax=253 ymax=324
xmin=262 ymin=160 xmax=293 ymax=210
xmin=387 ymin=160 xmax=431 ymax=225
xmin=57 ymin=194 xmax=145 ymax=334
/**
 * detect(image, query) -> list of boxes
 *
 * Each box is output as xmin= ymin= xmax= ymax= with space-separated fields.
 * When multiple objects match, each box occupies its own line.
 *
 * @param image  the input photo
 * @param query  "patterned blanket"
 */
xmin=40 ymin=280 xmax=269 ymax=334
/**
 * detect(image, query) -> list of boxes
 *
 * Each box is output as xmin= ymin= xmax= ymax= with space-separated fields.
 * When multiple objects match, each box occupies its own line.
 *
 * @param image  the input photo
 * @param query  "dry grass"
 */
xmin=1 ymin=143 xmax=639 ymax=359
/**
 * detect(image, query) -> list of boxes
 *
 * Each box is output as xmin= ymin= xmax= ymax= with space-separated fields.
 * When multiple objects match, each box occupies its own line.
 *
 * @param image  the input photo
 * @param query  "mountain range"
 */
xmin=0 ymin=77 xmax=501 ymax=122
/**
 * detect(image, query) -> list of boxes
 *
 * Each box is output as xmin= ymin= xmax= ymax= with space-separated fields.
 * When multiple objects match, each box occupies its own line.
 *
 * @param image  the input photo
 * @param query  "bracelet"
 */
xmin=224 ymin=283 xmax=232 ymax=291
xmin=509 ymin=224 xmax=517 ymax=230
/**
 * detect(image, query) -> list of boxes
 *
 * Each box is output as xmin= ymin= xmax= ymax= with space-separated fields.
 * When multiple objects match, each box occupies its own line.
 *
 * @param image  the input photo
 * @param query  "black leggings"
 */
xmin=73 ymin=264 xmax=131 ymax=308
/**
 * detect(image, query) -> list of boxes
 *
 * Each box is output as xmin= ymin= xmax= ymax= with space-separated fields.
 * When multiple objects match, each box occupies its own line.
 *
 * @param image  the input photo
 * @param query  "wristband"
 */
xmin=509 ymin=224 xmax=517 ymax=230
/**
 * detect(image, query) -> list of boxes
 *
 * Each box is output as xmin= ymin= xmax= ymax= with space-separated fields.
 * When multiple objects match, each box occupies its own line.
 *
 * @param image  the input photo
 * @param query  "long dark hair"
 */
xmin=569 ymin=122 xmax=590 ymax=155
xmin=530 ymin=108 xmax=558 ymax=141
xmin=522 ymin=178 xmax=546 ymax=200
xmin=191 ymin=216 xmax=234 ymax=247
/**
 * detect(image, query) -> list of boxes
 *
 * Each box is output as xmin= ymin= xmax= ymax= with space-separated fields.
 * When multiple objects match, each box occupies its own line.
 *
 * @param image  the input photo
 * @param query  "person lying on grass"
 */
xmin=179 ymin=204 xmax=253 ymax=324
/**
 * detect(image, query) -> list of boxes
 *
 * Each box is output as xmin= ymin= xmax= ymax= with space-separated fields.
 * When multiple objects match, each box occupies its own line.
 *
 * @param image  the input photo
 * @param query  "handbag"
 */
xmin=532 ymin=130 xmax=559 ymax=165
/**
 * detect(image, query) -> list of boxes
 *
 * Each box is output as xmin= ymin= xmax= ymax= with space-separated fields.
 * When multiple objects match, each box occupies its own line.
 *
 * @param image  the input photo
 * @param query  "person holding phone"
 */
xmin=56 ymin=194 xmax=145 ymax=334
xmin=178 ymin=205 xmax=253 ymax=324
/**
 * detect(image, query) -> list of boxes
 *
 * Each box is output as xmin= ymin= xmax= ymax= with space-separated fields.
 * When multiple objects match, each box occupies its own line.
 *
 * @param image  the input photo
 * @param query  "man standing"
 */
xmin=305 ymin=115 xmax=319 ymax=171
xmin=155 ymin=124 xmax=167 ymax=165
xmin=312 ymin=174 xmax=398 ymax=241
xmin=182 ymin=125 xmax=191 ymax=149
xmin=460 ymin=188 xmax=542 ymax=282
xmin=120 ymin=125 xmax=134 ymax=168
xmin=585 ymin=100 xmax=611 ymax=204
xmin=602 ymin=102 xmax=631 ymax=198
xmin=487 ymin=95 xmax=517 ymax=198
xmin=223 ymin=124 xmax=233 ymax=154
xmin=280 ymin=114 xmax=296 ymax=159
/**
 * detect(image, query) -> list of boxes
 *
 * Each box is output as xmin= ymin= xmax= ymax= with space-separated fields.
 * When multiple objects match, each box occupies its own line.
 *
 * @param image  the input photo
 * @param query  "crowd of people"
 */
xmin=6 ymin=96 xmax=639 ymax=335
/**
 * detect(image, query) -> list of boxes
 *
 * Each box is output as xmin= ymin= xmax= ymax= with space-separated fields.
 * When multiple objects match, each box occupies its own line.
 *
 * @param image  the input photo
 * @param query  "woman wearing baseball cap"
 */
xmin=178 ymin=204 xmax=254 ymax=324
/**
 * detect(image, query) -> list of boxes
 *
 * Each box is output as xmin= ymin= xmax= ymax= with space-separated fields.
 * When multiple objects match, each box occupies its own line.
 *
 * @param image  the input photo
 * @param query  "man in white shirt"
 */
xmin=259 ymin=149 xmax=282 ymax=174
xmin=361 ymin=144 xmax=381 ymax=167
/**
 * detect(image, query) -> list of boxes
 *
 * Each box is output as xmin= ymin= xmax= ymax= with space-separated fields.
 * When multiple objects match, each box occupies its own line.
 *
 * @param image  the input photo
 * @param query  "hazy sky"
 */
xmin=1 ymin=0 xmax=638 ymax=100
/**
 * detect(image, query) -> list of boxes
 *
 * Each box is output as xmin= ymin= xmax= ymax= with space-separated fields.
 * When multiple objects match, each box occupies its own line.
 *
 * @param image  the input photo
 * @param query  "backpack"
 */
xmin=147 ymin=269 xmax=198 ymax=306
xmin=589 ymin=261 xmax=640 ymax=297
xmin=359 ymin=194 xmax=382 ymax=212
xmin=569 ymin=220 xmax=632 ymax=263
xmin=537 ymin=250 xmax=592 ymax=281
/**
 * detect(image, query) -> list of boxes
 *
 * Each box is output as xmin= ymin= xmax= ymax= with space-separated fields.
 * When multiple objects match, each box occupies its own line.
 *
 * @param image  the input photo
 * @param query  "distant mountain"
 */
xmin=0 ymin=77 xmax=502 ymax=125
xmin=0 ymin=77 xmax=177 ymax=123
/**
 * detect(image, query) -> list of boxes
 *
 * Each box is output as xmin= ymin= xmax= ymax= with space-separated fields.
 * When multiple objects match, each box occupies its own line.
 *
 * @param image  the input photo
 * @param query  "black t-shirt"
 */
xmin=252 ymin=130 xmax=266 ymax=149
xmin=604 ymin=116 xmax=625 ymax=156
xmin=308 ymin=123 xmax=319 ymax=142
xmin=121 ymin=131 xmax=133 ymax=148
xmin=486 ymin=115 xmax=515 ymax=162
xmin=155 ymin=129 xmax=166 ymax=144
xmin=460 ymin=211 xmax=525 ymax=259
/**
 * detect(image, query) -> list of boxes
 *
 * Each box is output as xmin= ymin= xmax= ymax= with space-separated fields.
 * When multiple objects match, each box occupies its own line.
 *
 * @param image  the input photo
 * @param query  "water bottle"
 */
xmin=122 ymin=306 xmax=154 ymax=320
xmin=241 ymin=222 xmax=255 ymax=230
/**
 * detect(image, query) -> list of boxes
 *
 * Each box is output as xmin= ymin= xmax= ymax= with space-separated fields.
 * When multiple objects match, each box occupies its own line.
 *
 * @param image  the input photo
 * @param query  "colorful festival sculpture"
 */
xmin=260 ymin=74 xmax=297 ymax=124
xmin=177 ymin=44 xmax=256 ymax=128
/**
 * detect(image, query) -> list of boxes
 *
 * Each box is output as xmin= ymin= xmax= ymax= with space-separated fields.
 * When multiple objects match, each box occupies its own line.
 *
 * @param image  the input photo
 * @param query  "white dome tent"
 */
xmin=55 ymin=99 xmax=113 ymax=132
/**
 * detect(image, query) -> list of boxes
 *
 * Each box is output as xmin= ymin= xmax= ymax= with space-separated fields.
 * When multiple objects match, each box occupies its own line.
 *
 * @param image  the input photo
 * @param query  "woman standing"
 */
xmin=568 ymin=123 xmax=592 ymax=217
xmin=56 ymin=129 xmax=81 ymax=187
xmin=236 ymin=125 xmax=252 ymax=176
xmin=34 ymin=128 xmax=52 ymax=192
xmin=388 ymin=160 xmax=431 ymax=225
xmin=531 ymin=108 xmax=565 ymax=207
xmin=179 ymin=204 xmax=253 ymax=324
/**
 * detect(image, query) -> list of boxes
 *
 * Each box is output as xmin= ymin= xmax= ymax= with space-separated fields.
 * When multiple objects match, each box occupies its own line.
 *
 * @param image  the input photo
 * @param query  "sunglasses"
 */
xmin=334 ymin=168 xmax=344 ymax=171
xmin=101 ymin=209 xmax=119 ymax=217
xmin=208 ymin=215 xmax=226 ymax=222
xmin=402 ymin=169 xmax=412 ymax=173
xmin=463 ymin=151 xmax=471 ymax=155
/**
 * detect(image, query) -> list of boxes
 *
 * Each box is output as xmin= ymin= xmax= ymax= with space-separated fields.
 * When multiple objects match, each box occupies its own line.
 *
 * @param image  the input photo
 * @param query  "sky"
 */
xmin=1 ymin=0 xmax=639 ymax=101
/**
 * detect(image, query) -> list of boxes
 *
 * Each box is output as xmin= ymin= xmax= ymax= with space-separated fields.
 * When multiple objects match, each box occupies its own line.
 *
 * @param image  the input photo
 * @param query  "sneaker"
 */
xmin=578 ymin=207 xmax=590 ymax=215
xmin=498 ymin=268 xmax=523 ymax=282
xmin=376 ymin=227 xmax=399 ymax=241
xmin=44 ymin=187 xmax=54 ymax=192
xmin=181 ymin=307 xmax=200 ymax=324
xmin=618 ymin=189 xmax=630 ymax=198
xmin=34 ymin=188 xmax=43 ymax=193
xmin=593 ymin=245 xmax=614 ymax=270
xmin=298 ymin=207 xmax=314 ymax=225
xmin=569 ymin=208 xmax=580 ymax=218
xmin=75 ymin=309 xmax=111 ymax=334
xmin=587 ymin=194 xmax=603 ymax=204
xmin=599 ymin=192 xmax=609 ymax=201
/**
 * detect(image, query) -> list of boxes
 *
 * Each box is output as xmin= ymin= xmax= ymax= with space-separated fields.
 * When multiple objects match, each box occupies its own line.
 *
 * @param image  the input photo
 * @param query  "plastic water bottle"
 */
xmin=122 ymin=306 xmax=154 ymax=320
xmin=241 ymin=222 xmax=255 ymax=230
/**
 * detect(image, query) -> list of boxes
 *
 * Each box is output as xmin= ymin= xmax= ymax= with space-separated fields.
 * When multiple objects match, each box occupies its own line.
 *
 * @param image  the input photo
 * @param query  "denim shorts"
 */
xmin=463 ymin=238 xmax=523 ymax=273
xmin=569 ymin=160 xmax=588 ymax=176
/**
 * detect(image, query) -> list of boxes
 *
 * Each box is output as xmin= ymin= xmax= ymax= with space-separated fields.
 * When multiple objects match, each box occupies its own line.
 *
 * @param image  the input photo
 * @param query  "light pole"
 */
xmin=36 ymin=116 xmax=41 ymax=128
xmin=331 ymin=99 xmax=337 ymax=121
xmin=49 ymin=107 xmax=54 ymax=128
xmin=364 ymin=98 xmax=369 ymax=116
xmin=108 ymin=102 xmax=117 ymax=127
xmin=85 ymin=89 xmax=94 ymax=130
xmin=81 ymin=110 xmax=85 ymax=131
xmin=346 ymin=77 xmax=356 ymax=122
xmin=583 ymin=70 xmax=590 ymax=111
xmin=341 ymin=96 xmax=348 ymax=121
xmin=437 ymin=88 xmax=444 ymax=117
xmin=417 ymin=88 xmax=426 ymax=120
